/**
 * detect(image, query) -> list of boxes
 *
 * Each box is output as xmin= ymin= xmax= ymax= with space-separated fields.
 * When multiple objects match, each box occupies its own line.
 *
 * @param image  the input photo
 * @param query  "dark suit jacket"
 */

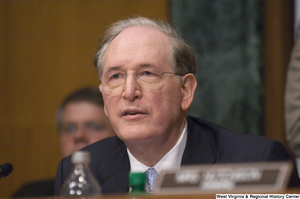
xmin=54 ymin=116 xmax=291 ymax=195
xmin=12 ymin=179 xmax=55 ymax=197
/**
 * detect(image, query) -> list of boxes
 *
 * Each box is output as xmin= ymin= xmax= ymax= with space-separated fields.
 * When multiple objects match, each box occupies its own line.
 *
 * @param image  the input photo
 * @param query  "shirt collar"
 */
xmin=128 ymin=121 xmax=187 ymax=174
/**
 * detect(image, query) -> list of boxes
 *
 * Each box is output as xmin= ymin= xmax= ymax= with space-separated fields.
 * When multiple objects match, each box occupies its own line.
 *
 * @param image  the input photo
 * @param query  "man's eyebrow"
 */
xmin=105 ymin=64 xmax=158 ymax=72
xmin=105 ymin=66 xmax=122 ymax=73
xmin=139 ymin=63 xmax=158 ymax=68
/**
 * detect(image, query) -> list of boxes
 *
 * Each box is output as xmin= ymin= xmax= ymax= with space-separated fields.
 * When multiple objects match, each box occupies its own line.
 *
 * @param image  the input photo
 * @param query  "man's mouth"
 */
xmin=125 ymin=111 xmax=140 ymax=116
xmin=122 ymin=108 xmax=146 ymax=117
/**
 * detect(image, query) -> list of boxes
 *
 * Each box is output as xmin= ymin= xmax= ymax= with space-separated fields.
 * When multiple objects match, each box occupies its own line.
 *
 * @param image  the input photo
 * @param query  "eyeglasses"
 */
xmin=100 ymin=67 xmax=183 ymax=94
xmin=59 ymin=122 xmax=104 ymax=136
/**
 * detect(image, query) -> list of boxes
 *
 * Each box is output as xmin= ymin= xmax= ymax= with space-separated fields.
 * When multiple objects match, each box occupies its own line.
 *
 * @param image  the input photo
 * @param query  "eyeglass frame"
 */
xmin=99 ymin=67 xmax=186 ymax=93
xmin=58 ymin=122 xmax=105 ymax=136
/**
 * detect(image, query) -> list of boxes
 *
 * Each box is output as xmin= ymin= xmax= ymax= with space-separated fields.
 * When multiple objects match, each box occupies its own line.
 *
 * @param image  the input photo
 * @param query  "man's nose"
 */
xmin=122 ymin=73 xmax=142 ymax=100
xmin=73 ymin=126 xmax=87 ymax=138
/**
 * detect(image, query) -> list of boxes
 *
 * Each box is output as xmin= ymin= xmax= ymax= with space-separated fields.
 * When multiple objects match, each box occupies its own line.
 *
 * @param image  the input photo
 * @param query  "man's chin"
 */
xmin=73 ymin=145 xmax=87 ymax=153
xmin=120 ymin=133 xmax=158 ymax=144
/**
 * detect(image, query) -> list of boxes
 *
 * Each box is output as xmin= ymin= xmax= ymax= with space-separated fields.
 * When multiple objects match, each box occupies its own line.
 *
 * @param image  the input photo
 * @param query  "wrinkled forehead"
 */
xmin=112 ymin=25 xmax=170 ymax=46
xmin=103 ymin=26 xmax=172 ymax=71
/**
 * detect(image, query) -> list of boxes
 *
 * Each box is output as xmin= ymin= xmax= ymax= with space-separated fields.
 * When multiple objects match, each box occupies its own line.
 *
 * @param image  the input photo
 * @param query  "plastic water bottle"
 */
xmin=59 ymin=151 xmax=101 ymax=197
xmin=129 ymin=172 xmax=148 ymax=195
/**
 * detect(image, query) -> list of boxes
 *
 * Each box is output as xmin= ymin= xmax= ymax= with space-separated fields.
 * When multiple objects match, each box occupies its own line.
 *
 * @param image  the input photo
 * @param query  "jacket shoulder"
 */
xmin=186 ymin=116 xmax=291 ymax=162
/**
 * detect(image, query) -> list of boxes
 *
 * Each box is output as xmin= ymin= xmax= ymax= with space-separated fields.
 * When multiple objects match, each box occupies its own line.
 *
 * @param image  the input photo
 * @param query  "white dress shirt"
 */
xmin=127 ymin=122 xmax=187 ymax=174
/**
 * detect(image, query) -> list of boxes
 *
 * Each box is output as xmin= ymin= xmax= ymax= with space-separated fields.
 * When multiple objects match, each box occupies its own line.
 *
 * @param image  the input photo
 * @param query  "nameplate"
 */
xmin=153 ymin=162 xmax=292 ymax=194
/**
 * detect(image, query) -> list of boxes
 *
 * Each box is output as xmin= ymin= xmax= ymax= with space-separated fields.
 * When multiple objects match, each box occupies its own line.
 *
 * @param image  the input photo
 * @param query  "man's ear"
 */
xmin=99 ymin=85 xmax=108 ymax=116
xmin=104 ymin=104 xmax=108 ymax=116
xmin=180 ymin=74 xmax=197 ymax=111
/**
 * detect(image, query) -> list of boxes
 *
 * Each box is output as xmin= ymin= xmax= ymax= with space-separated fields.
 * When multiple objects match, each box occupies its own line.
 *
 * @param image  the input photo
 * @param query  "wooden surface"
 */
xmin=0 ymin=0 xmax=169 ymax=197
xmin=12 ymin=189 xmax=300 ymax=199
xmin=263 ymin=0 xmax=294 ymax=149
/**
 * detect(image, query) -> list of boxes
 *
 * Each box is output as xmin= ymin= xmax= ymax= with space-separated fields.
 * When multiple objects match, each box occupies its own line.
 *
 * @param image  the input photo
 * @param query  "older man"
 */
xmin=55 ymin=17 xmax=291 ymax=195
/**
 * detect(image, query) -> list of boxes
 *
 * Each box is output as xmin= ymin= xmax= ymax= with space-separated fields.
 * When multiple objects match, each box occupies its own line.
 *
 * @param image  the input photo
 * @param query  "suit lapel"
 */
xmin=181 ymin=116 xmax=216 ymax=165
xmin=95 ymin=116 xmax=217 ymax=194
xmin=97 ymin=141 xmax=130 ymax=194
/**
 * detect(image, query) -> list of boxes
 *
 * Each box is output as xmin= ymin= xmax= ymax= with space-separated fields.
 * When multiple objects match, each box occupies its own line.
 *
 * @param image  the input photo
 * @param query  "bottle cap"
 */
xmin=71 ymin=151 xmax=91 ymax=164
xmin=129 ymin=172 xmax=146 ymax=186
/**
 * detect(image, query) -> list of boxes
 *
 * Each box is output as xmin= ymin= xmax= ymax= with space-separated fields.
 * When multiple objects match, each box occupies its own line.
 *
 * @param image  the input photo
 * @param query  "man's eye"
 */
xmin=140 ymin=71 xmax=157 ymax=76
xmin=88 ymin=123 xmax=104 ymax=131
xmin=65 ymin=124 xmax=77 ymax=132
xmin=110 ymin=72 xmax=125 ymax=80
xmin=144 ymin=71 xmax=153 ymax=75
xmin=111 ymin=73 xmax=121 ymax=79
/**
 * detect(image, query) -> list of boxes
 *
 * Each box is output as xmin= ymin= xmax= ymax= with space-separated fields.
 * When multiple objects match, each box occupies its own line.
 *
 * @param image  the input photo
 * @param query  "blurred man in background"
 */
xmin=56 ymin=86 xmax=115 ymax=157
xmin=12 ymin=86 xmax=115 ymax=197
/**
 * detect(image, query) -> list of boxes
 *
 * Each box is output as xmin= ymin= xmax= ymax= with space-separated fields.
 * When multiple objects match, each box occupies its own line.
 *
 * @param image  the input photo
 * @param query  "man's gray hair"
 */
xmin=93 ymin=17 xmax=196 ymax=81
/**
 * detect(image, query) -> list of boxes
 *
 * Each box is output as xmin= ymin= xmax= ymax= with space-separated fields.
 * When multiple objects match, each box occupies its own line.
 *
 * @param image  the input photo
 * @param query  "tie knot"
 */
xmin=145 ymin=168 xmax=158 ymax=193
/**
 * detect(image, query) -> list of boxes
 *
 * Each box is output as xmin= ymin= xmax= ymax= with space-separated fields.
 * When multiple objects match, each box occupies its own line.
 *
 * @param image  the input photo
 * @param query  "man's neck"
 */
xmin=126 ymin=119 xmax=186 ymax=167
